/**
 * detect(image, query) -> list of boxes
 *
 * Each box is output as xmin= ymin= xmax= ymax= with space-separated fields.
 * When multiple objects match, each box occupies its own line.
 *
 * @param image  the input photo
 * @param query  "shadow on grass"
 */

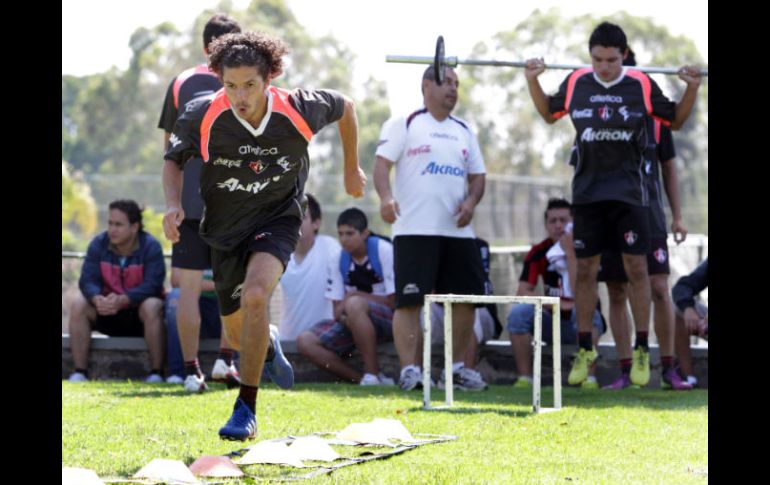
xmin=108 ymin=382 xmax=236 ymax=398
xmin=66 ymin=381 xmax=707 ymax=412
xmin=288 ymin=383 xmax=708 ymax=412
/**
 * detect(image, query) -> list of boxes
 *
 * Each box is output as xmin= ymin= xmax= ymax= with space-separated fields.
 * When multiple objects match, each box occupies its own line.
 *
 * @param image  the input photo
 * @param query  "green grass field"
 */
xmin=62 ymin=382 xmax=707 ymax=484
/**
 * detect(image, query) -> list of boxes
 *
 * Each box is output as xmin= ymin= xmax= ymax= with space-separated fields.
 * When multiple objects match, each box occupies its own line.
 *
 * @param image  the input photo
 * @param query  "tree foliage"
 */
xmin=62 ymin=161 xmax=97 ymax=251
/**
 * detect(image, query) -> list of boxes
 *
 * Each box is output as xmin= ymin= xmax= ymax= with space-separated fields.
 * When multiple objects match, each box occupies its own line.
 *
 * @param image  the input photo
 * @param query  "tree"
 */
xmin=62 ymin=161 xmax=97 ymax=251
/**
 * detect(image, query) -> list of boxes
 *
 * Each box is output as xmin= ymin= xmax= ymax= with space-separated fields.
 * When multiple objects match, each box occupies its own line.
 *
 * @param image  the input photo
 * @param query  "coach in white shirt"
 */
xmin=373 ymin=66 xmax=488 ymax=392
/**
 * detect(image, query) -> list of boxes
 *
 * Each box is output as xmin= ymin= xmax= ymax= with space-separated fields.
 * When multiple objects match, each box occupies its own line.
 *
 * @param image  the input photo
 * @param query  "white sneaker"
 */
xmin=211 ymin=358 xmax=241 ymax=388
xmin=145 ymin=373 xmax=163 ymax=383
xmin=686 ymin=375 xmax=698 ymax=387
xmin=398 ymin=366 xmax=423 ymax=391
xmin=184 ymin=374 xmax=208 ymax=393
xmin=68 ymin=372 xmax=88 ymax=382
xmin=166 ymin=375 xmax=184 ymax=384
xmin=438 ymin=366 xmax=488 ymax=391
xmin=360 ymin=373 xmax=380 ymax=385
xmin=378 ymin=373 xmax=395 ymax=386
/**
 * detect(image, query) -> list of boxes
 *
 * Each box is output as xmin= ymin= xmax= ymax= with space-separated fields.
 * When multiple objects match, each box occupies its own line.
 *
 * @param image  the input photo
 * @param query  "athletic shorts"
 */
xmin=393 ymin=235 xmax=485 ymax=308
xmin=171 ymin=219 xmax=211 ymax=270
xmin=598 ymin=237 xmax=670 ymax=281
xmin=572 ymin=201 xmax=650 ymax=258
xmin=212 ymin=216 xmax=302 ymax=316
xmin=94 ymin=308 xmax=144 ymax=337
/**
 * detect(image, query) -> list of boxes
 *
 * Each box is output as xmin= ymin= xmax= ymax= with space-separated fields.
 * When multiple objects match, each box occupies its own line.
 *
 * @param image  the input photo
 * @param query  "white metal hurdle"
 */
xmin=422 ymin=294 xmax=562 ymax=413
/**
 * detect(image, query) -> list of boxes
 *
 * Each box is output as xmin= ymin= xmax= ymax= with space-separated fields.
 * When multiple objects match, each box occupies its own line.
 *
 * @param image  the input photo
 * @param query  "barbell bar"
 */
xmin=387 ymin=36 xmax=708 ymax=84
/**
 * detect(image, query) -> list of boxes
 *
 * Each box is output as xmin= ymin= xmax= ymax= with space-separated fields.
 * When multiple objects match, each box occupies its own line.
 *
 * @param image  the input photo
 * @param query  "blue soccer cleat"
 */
xmin=218 ymin=398 xmax=257 ymax=441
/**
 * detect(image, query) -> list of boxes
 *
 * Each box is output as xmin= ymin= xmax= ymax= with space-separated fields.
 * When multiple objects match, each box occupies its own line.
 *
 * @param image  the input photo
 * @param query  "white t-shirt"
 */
xmin=278 ymin=234 xmax=340 ymax=340
xmin=376 ymin=108 xmax=486 ymax=238
xmin=325 ymin=237 xmax=396 ymax=300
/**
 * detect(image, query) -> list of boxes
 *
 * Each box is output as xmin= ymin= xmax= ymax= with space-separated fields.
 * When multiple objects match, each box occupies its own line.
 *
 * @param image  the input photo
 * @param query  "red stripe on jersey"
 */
xmin=173 ymin=64 xmax=215 ymax=109
xmin=555 ymin=68 xmax=593 ymax=120
xmin=200 ymin=90 xmax=230 ymax=162
xmin=625 ymin=69 xmax=653 ymax=114
xmin=654 ymin=119 xmax=661 ymax=144
xmin=625 ymin=69 xmax=671 ymax=127
xmin=270 ymin=86 xmax=313 ymax=142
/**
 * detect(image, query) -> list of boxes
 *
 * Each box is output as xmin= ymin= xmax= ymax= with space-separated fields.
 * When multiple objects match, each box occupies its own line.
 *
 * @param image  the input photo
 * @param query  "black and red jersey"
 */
xmin=164 ymin=86 xmax=344 ymax=252
xmin=549 ymin=67 xmax=675 ymax=206
xmin=519 ymin=238 xmax=568 ymax=302
xmin=645 ymin=119 xmax=676 ymax=238
xmin=158 ymin=64 xmax=223 ymax=220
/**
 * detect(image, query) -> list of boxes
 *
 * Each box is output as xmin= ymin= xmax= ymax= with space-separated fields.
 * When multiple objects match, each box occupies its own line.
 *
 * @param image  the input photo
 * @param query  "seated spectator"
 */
xmin=507 ymin=198 xmax=605 ymax=389
xmin=278 ymin=193 xmax=340 ymax=340
xmin=426 ymin=304 xmax=497 ymax=370
xmin=165 ymin=268 xmax=239 ymax=386
xmin=423 ymin=238 xmax=501 ymax=383
xmin=297 ymin=208 xmax=396 ymax=385
xmin=672 ymin=258 xmax=708 ymax=387
xmin=67 ymin=199 xmax=166 ymax=382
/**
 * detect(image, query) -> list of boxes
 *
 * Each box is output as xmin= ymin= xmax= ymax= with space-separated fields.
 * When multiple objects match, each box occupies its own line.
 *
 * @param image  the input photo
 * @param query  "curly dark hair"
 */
xmin=208 ymin=31 xmax=289 ymax=80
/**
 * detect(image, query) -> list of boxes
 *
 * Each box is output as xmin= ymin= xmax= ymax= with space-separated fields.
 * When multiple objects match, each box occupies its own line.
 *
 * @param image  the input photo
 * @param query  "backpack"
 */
xmin=339 ymin=235 xmax=386 ymax=284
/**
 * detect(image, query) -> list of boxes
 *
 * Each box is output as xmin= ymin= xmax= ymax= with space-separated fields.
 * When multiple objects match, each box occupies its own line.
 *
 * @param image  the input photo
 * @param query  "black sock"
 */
xmin=634 ymin=331 xmax=649 ymax=350
xmin=219 ymin=348 xmax=235 ymax=366
xmin=150 ymin=369 xmax=162 ymax=376
xmin=619 ymin=359 xmax=632 ymax=376
xmin=74 ymin=368 xmax=88 ymax=377
xmin=184 ymin=359 xmax=203 ymax=378
xmin=239 ymin=384 xmax=258 ymax=413
xmin=578 ymin=332 xmax=593 ymax=351
xmin=661 ymin=356 xmax=673 ymax=373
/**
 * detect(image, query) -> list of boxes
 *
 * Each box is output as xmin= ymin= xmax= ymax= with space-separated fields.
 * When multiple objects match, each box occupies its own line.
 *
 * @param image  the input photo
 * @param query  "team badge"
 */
xmin=250 ymin=160 xmax=268 ymax=175
xmin=598 ymin=104 xmax=614 ymax=121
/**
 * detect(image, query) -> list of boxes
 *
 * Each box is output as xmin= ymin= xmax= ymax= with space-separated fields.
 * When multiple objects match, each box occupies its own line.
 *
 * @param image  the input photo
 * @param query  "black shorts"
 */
xmin=171 ymin=219 xmax=211 ymax=270
xmin=393 ymin=235 xmax=486 ymax=308
xmin=94 ymin=308 xmax=144 ymax=337
xmin=598 ymin=237 xmax=670 ymax=282
xmin=572 ymin=201 xmax=650 ymax=258
xmin=212 ymin=216 xmax=301 ymax=316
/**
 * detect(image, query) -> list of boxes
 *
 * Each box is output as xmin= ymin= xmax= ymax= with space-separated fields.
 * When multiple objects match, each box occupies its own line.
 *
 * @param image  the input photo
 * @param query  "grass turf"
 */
xmin=62 ymin=381 xmax=707 ymax=483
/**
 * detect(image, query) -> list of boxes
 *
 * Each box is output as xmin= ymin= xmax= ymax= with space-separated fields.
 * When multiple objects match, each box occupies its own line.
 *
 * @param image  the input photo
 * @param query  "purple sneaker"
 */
xmin=602 ymin=374 xmax=632 ymax=390
xmin=661 ymin=367 xmax=693 ymax=390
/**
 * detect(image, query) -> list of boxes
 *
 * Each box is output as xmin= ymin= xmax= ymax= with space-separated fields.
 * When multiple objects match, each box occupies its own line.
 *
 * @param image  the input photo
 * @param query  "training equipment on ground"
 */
xmin=422 ymin=294 xmax=562 ymax=413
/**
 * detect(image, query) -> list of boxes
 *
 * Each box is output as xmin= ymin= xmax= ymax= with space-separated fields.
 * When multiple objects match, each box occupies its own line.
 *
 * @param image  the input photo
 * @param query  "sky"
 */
xmin=62 ymin=0 xmax=707 ymax=115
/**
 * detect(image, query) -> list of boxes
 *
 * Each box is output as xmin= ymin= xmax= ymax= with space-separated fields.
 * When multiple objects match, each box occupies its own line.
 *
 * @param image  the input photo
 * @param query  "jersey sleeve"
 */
xmin=163 ymin=97 xmax=207 ymax=169
xmin=466 ymin=130 xmax=486 ymax=174
xmin=518 ymin=246 xmax=541 ymax=286
xmin=649 ymin=77 xmax=676 ymax=123
xmin=657 ymin=123 xmax=676 ymax=161
xmin=375 ymin=115 xmax=407 ymax=163
xmin=548 ymin=74 xmax=572 ymax=117
xmin=288 ymin=88 xmax=345 ymax=134
xmin=157 ymin=78 xmax=178 ymax=132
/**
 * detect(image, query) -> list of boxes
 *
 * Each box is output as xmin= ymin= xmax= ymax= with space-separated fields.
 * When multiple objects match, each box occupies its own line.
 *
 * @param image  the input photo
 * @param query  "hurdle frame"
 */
xmin=422 ymin=294 xmax=562 ymax=413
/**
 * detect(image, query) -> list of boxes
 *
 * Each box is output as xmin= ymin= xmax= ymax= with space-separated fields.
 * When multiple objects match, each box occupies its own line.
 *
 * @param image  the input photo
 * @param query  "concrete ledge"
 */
xmin=62 ymin=335 xmax=708 ymax=388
